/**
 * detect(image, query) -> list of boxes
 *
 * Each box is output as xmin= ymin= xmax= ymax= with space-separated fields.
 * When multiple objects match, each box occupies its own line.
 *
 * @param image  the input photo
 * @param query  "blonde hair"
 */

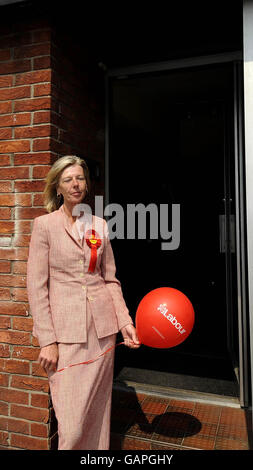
xmin=43 ymin=155 xmax=90 ymax=213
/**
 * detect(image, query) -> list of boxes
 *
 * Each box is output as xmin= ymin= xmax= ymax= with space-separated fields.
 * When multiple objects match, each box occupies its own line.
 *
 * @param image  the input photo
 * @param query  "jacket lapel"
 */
xmin=58 ymin=205 xmax=84 ymax=250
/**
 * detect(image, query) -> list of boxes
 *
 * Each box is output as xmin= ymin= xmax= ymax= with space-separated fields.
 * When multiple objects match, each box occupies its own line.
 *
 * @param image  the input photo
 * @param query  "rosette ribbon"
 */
xmin=85 ymin=229 xmax=102 ymax=273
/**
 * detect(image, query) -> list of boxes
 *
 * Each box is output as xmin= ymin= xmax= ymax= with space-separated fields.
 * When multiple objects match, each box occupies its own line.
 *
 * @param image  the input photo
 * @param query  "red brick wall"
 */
xmin=0 ymin=12 xmax=105 ymax=450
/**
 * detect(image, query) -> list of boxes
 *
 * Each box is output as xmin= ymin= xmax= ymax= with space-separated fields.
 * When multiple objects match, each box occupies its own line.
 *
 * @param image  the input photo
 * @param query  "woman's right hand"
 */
xmin=38 ymin=343 xmax=59 ymax=372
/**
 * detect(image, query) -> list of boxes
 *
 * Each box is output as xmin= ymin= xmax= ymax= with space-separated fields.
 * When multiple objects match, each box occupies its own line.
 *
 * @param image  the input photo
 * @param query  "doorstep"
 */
xmin=110 ymin=382 xmax=252 ymax=450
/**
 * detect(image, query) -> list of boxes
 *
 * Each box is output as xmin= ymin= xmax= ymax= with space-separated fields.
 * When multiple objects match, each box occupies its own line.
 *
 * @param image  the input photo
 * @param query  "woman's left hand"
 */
xmin=120 ymin=324 xmax=141 ymax=349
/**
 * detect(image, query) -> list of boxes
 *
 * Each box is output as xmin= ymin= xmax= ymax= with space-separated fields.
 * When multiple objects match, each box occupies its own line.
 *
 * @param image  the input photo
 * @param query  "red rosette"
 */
xmin=85 ymin=229 xmax=102 ymax=272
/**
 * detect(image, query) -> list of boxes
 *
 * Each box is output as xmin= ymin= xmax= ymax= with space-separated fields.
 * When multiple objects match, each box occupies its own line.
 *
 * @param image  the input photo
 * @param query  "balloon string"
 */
xmin=56 ymin=341 xmax=125 ymax=373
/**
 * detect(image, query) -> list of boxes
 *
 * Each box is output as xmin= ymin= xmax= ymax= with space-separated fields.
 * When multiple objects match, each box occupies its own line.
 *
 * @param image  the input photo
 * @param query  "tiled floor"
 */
xmin=110 ymin=387 xmax=252 ymax=450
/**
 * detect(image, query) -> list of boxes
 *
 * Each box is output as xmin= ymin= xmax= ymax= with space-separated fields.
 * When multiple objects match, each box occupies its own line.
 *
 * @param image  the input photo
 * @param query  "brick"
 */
xmin=0 ymin=301 xmax=28 ymax=315
xmin=0 ymin=75 xmax=12 ymax=88
xmin=0 ymin=128 xmax=12 ymax=139
xmin=32 ymin=336 xmax=39 ymax=347
xmin=32 ymin=362 xmax=47 ymax=378
xmin=11 ymin=404 xmax=49 ymax=423
xmin=31 ymin=393 xmax=49 ymax=409
xmin=0 ymin=431 xmax=8 ymax=446
xmin=14 ymin=221 xmax=31 ymax=234
xmin=33 ymin=137 xmax=50 ymax=151
xmin=15 ymin=69 xmax=51 ymax=86
xmin=15 ymin=124 xmax=52 ymax=139
xmin=0 ymin=235 xmax=11 ymax=246
xmin=0 ymin=195 xmax=15 ymax=206
xmin=14 ymin=180 xmax=45 ymax=192
xmin=0 ymin=140 xmax=30 ymax=154
xmin=12 ymin=346 xmax=38 ymax=361
xmin=14 ymin=152 xmax=52 ymax=165
xmin=0 ymin=316 xmax=11 ymax=328
xmin=33 ymin=193 xmax=44 ymax=206
xmin=0 ymin=359 xmax=30 ymax=374
xmin=0 ymin=387 xmax=29 ymax=405
xmin=10 ymin=375 xmax=49 ymax=393
xmin=0 ymin=274 xmax=26 ymax=287
xmin=13 ymin=112 xmax=31 ymax=126
xmin=0 ymin=167 xmax=29 ymax=179
xmin=31 ymin=422 xmax=48 ymax=438
xmin=0 ymin=331 xmax=30 ymax=346
xmin=0 ymin=221 xmax=14 ymax=234
xmin=32 ymin=165 xmax=51 ymax=178
xmin=10 ymin=433 xmax=48 ymax=450
xmin=15 ymin=207 xmax=46 ymax=219
xmin=13 ymin=235 xmax=31 ymax=248
xmin=0 ymin=416 xmax=29 ymax=435
xmin=0 ymin=208 xmax=11 ymax=223
xmin=0 ymin=155 xmax=11 ymax=165
xmin=0 ymin=181 xmax=12 ymax=192
xmin=0 ymin=116 xmax=15 ymax=128
xmin=0 ymin=113 xmax=31 ymax=128
xmin=33 ymin=56 xmax=51 ymax=70
xmin=34 ymin=83 xmax=51 ymax=97
xmin=0 ymin=60 xmax=31 ymax=75
xmin=14 ymin=43 xmax=51 ymax=59
xmin=0 ymin=288 xmax=11 ymax=300
xmin=0 ymin=373 xmax=8 ymax=387
xmin=0 ymin=401 xmax=8 ymax=416
xmin=0 ymin=215 xmax=10 ymax=234
xmin=0 ymin=209 xmax=11 ymax=221
xmin=0 ymin=344 xmax=10 ymax=357
xmin=0 ymin=86 xmax=31 ymax=101
xmin=33 ymin=111 xmax=50 ymax=124
xmin=12 ymin=261 xmax=27 ymax=274
xmin=0 ymin=260 xmax=11 ymax=272
xmin=12 ymin=317 xmax=33 ymax=332
xmin=0 ymin=102 xmax=11 ymax=113
xmin=0 ymin=236 xmax=11 ymax=246
xmin=0 ymin=208 xmax=11 ymax=220
xmin=14 ymin=193 xmax=32 ymax=206
xmin=14 ymin=97 xmax=51 ymax=112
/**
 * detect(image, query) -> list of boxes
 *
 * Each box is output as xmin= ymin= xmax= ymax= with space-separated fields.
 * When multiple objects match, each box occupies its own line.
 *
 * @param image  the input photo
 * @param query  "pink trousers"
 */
xmin=48 ymin=300 xmax=116 ymax=450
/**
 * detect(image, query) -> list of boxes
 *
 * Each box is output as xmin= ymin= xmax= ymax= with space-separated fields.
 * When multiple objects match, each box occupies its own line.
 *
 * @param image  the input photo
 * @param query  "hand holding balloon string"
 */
xmin=120 ymin=323 xmax=141 ymax=349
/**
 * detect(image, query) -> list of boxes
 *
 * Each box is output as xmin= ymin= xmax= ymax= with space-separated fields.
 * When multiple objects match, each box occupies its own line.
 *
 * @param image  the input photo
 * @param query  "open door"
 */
xmin=107 ymin=59 xmax=246 ymax=401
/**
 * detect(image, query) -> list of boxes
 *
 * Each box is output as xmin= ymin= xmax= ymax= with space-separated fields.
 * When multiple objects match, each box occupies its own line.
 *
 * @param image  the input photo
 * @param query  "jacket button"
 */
xmin=82 ymin=286 xmax=86 ymax=290
xmin=80 ymin=273 xmax=84 ymax=277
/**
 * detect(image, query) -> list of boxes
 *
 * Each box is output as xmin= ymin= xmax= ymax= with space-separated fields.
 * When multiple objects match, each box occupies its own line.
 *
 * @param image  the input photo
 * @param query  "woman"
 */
xmin=27 ymin=155 xmax=140 ymax=450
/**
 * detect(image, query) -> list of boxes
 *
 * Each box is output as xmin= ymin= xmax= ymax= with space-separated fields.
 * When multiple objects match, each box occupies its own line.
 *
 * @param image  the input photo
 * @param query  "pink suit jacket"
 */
xmin=27 ymin=204 xmax=133 ymax=348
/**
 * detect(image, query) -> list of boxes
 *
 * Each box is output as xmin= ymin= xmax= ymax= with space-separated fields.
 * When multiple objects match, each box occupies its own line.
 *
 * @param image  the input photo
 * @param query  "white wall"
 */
xmin=243 ymin=0 xmax=253 ymax=411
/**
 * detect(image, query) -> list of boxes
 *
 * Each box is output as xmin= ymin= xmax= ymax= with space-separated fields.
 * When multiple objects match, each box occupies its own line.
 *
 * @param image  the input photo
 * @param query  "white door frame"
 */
xmin=243 ymin=0 xmax=253 ymax=413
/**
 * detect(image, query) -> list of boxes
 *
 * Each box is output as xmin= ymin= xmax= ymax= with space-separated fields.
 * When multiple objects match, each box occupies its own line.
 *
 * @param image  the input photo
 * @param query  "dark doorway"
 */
xmin=109 ymin=62 xmax=239 ymax=396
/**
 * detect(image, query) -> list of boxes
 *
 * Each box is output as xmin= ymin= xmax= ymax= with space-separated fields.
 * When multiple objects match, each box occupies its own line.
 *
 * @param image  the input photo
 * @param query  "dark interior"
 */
xmin=109 ymin=63 xmax=240 ymax=397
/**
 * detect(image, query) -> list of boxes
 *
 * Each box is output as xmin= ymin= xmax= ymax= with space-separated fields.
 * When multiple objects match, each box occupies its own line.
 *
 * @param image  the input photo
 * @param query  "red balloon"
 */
xmin=136 ymin=287 xmax=195 ymax=349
